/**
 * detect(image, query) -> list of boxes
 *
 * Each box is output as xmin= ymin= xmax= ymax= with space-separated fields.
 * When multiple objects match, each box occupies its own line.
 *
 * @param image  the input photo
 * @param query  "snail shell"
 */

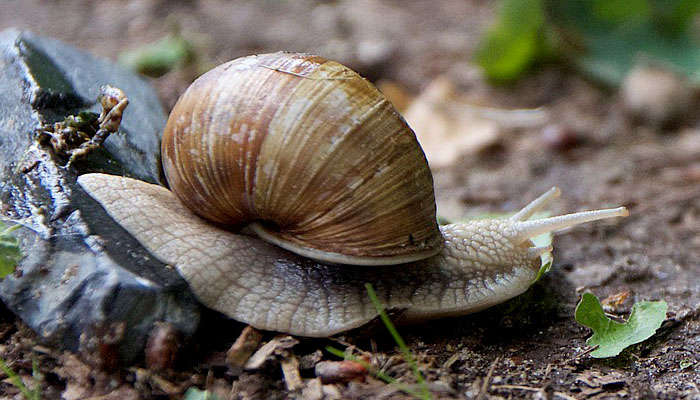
xmin=161 ymin=53 xmax=442 ymax=265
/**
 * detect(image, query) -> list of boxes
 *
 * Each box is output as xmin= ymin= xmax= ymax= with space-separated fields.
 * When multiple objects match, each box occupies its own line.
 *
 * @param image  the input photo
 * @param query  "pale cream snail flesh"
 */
xmin=78 ymin=53 xmax=628 ymax=336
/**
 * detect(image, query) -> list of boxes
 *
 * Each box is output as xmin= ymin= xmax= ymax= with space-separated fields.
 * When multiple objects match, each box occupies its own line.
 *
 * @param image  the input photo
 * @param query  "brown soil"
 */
xmin=0 ymin=1 xmax=698 ymax=399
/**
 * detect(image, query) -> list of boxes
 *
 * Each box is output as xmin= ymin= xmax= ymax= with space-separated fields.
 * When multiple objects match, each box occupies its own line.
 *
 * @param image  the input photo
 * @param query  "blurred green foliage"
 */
xmin=119 ymin=34 xmax=195 ymax=77
xmin=475 ymin=0 xmax=700 ymax=84
xmin=474 ymin=0 xmax=551 ymax=82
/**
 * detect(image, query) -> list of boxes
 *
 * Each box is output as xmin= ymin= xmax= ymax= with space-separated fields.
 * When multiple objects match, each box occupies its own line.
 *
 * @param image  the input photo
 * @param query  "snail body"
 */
xmin=78 ymin=53 xmax=628 ymax=336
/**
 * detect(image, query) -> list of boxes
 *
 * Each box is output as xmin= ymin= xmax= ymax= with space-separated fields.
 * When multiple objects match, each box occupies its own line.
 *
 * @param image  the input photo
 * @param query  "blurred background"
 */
xmin=0 ymin=2 xmax=698 ymax=398
xmin=1 ymin=0 xmax=698 ymax=240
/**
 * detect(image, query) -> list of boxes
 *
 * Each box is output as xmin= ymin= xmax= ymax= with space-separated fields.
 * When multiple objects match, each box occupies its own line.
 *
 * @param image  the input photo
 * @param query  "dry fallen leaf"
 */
xmin=601 ymin=290 xmax=631 ymax=314
xmin=404 ymin=76 xmax=547 ymax=168
xmin=281 ymin=354 xmax=303 ymax=391
xmin=244 ymin=335 xmax=299 ymax=370
xmin=226 ymin=326 xmax=263 ymax=370
xmin=301 ymin=378 xmax=323 ymax=400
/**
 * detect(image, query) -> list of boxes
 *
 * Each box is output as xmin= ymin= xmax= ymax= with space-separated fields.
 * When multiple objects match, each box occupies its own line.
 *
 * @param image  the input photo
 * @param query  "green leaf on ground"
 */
xmin=0 ymin=222 xmax=22 ymax=278
xmin=549 ymin=0 xmax=700 ymax=85
xmin=575 ymin=292 xmax=667 ymax=358
xmin=474 ymin=0 xmax=700 ymax=85
xmin=118 ymin=34 xmax=194 ymax=77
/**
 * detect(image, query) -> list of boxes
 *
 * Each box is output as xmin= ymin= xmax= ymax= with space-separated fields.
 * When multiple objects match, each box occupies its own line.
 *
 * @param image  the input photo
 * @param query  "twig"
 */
xmin=554 ymin=391 xmax=579 ymax=400
xmin=444 ymin=103 xmax=548 ymax=127
xmin=565 ymin=345 xmax=600 ymax=364
xmin=491 ymin=384 xmax=542 ymax=392
xmin=476 ymin=356 xmax=500 ymax=400
xmin=543 ymin=363 xmax=552 ymax=381
xmin=280 ymin=354 xmax=303 ymax=391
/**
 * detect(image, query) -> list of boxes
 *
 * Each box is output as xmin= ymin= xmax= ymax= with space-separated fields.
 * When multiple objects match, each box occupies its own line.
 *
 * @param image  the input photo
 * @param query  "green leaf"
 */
xmin=575 ymin=293 xmax=667 ymax=358
xmin=530 ymin=230 xmax=553 ymax=283
xmin=548 ymin=0 xmax=700 ymax=85
xmin=0 ymin=222 xmax=22 ymax=279
xmin=474 ymin=0 xmax=548 ymax=81
xmin=118 ymin=34 xmax=194 ymax=77
xmin=592 ymin=0 xmax=651 ymax=24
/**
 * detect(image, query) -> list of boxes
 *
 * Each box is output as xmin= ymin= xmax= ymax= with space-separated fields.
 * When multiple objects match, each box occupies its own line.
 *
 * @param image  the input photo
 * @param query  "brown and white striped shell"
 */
xmin=161 ymin=52 xmax=442 ymax=265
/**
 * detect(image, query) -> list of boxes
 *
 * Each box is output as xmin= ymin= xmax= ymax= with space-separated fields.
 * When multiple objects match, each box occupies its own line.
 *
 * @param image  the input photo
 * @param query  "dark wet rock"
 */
xmin=0 ymin=29 xmax=200 ymax=365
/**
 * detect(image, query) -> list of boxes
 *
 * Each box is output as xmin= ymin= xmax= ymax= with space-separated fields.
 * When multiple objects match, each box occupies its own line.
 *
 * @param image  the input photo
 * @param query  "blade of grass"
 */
xmin=0 ymin=357 xmax=39 ymax=400
xmin=365 ymin=283 xmax=431 ymax=400
xmin=31 ymin=359 xmax=41 ymax=400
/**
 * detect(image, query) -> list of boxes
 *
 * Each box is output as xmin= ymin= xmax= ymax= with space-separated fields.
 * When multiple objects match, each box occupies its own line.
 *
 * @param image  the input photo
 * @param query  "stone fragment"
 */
xmin=0 ymin=29 xmax=200 ymax=365
xmin=145 ymin=322 xmax=181 ymax=371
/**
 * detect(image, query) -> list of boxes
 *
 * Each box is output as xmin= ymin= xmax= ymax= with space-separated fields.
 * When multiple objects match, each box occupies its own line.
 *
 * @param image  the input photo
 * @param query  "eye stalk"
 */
xmin=508 ymin=187 xmax=629 ymax=244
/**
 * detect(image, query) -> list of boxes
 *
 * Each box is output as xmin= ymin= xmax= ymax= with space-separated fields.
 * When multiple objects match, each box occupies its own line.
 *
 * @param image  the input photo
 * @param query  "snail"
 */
xmin=77 ymin=53 xmax=628 ymax=337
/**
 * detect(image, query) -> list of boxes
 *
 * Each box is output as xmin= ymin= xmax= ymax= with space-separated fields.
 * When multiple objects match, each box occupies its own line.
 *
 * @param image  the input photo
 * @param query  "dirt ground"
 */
xmin=0 ymin=1 xmax=698 ymax=399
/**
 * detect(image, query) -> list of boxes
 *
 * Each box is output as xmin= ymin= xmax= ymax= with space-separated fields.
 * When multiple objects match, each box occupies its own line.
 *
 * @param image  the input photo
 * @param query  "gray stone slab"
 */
xmin=0 ymin=29 xmax=200 ymax=365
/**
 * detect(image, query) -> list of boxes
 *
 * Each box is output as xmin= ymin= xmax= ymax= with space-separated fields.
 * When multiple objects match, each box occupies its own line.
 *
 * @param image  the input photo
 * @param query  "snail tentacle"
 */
xmin=511 ymin=207 xmax=629 ymax=244
xmin=510 ymin=186 xmax=561 ymax=221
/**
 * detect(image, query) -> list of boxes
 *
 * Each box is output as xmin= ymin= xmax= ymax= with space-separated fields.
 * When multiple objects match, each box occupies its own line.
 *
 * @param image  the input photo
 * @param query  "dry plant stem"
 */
xmin=491 ymin=384 xmax=542 ymax=392
xmin=66 ymin=86 xmax=128 ymax=168
xmin=78 ymin=174 xmax=628 ymax=336
xmin=477 ymin=356 xmax=500 ymax=400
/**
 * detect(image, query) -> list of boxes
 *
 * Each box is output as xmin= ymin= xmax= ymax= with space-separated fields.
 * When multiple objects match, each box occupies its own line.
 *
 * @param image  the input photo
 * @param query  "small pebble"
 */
xmin=540 ymin=124 xmax=581 ymax=151
xmin=315 ymin=359 xmax=368 ymax=384
xmin=621 ymin=65 xmax=695 ymax=127
xmin=145 ymin=322 xmax=180 ymax=371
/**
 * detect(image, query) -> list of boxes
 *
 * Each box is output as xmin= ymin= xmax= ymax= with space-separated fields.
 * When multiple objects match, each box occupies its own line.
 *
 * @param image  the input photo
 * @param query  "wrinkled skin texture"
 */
xmin=79 ymin=174 xmax=545 ymax=336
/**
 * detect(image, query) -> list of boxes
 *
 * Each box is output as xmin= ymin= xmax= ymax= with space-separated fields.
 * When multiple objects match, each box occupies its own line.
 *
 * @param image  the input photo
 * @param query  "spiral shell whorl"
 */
xmin=162 ymin=52 xmax=442 ymax=264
